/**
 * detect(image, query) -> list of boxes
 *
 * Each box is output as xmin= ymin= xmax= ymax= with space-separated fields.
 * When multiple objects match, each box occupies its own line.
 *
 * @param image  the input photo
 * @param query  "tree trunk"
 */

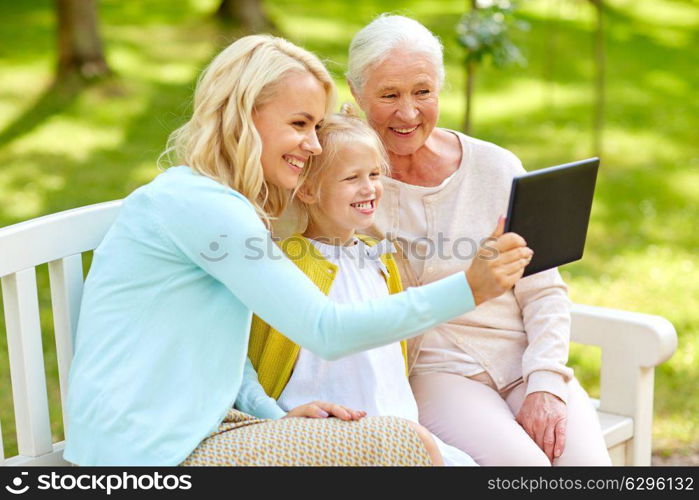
xmin=590 ymin=0 xmax=605 ymax=157
xmin=465 ymin=59 xmax=476 ymax=134
xmin=216 ymin=0 xmax=275 ymax=33
xmin=542 ymin=0 xmax=562 ymax=111
xmin=464 ymin=0 xmax=478 ymax=134
xmin=56 ymin=0 xmax=110 ymax=80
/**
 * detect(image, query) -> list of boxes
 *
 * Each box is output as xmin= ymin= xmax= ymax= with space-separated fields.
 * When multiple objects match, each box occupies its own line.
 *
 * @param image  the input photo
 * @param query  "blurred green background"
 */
xmin=0 ymin=0 xmax=697 ymax=463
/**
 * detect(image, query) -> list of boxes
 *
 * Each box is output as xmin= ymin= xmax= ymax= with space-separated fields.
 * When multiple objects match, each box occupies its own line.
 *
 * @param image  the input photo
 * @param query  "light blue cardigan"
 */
xmin=64 ymin=166 xmax=475 ymax=465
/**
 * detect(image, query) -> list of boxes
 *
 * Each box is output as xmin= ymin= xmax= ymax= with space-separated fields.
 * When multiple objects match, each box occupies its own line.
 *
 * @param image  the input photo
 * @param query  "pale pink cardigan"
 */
xmin=369 ymin=130 xmax=574 ymax=403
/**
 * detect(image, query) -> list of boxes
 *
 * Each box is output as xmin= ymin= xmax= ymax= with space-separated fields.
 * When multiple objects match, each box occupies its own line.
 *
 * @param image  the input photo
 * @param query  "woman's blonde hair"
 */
xmin=160 ymin=35 xmax=336 ymax=226
xmin=294 ymin=103 xmax=390 ymax=231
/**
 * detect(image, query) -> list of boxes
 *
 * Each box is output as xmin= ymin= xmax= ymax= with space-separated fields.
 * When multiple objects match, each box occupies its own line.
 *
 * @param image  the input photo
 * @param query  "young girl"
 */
xmin=237 ymin=107 xmax=476 ymax=465
xmin=63 ymin=34 xmax=530 ymax=466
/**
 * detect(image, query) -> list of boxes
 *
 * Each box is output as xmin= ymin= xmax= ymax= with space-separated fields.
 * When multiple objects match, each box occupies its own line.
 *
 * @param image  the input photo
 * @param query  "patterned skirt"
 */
xmin=181 ymin=409 xmax=431 ymax=466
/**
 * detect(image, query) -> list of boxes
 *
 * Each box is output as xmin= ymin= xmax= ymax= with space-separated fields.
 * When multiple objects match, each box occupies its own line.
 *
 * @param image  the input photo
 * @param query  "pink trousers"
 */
xmin=410 ymin=371 xmax=612 ymax=466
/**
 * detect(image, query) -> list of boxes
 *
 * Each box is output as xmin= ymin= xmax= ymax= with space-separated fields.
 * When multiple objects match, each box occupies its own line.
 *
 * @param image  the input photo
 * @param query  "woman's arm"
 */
xmin=513 ymin=268 xmax=572 ymax=462
xmin=149 ymin=173 xmax=526 ymax=360
xmin=514 ymin=268 xmax=574 ymax=403
xmin=235 ymin=358 xmax=287 ymax=419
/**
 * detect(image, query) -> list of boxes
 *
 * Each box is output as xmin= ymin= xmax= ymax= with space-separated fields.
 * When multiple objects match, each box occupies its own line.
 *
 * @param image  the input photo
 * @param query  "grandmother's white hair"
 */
xmin=347 ymin=14 xmax=445 ymax=94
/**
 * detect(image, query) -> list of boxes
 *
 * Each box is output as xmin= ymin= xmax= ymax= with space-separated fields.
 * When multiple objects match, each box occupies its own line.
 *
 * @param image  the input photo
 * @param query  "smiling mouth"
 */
xmin=350 ymin=199 xmax=376 ymax=213
xmin=389 ymin=125 xmax=419 ymax=135
xmin=284 ymin=155 xmax=306 ymax=172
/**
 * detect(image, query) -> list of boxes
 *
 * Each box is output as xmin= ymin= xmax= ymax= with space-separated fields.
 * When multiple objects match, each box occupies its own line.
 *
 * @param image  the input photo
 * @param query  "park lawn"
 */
xmin=0 ymin=0 xmax=696 ymax=460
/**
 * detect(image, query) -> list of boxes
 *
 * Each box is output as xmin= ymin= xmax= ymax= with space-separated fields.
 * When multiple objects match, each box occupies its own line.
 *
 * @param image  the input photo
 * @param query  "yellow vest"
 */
xmin=247 ymin=233 xmax=408 ymax=399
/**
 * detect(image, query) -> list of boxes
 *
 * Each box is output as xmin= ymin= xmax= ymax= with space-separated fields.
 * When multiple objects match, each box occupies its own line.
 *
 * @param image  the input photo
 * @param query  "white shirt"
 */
xmin=278 ymin=238 xmax=414 ymax=418
xmin=277 ymin=237 xmax=475 ymax=466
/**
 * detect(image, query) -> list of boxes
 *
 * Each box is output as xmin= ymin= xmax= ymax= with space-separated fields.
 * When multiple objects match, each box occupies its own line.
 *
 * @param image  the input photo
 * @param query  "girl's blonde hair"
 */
xmin=160 ymin=35 xmax=336 ymax=226
xmin=294 ymin=103 xmax=390 ymax=231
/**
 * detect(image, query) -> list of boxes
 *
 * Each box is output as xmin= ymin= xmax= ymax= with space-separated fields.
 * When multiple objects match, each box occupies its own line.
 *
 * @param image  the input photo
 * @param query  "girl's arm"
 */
xmin=236 ymin=358 xmax=366 ymax=420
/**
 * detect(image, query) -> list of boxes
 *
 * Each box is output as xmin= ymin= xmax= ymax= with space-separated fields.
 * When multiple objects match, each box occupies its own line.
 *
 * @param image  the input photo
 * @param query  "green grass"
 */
xmin=0 ymin=0 xmax=697 ymax=459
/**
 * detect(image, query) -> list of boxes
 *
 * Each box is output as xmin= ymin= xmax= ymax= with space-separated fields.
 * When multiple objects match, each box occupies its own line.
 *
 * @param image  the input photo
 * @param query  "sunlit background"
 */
xmin=0 ymin=0 xmax=697 ymax=464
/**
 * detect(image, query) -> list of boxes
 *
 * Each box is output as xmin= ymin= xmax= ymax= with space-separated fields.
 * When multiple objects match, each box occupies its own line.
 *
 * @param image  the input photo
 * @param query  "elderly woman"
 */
xmin=347 ymin=15 xmax=611 ymax=466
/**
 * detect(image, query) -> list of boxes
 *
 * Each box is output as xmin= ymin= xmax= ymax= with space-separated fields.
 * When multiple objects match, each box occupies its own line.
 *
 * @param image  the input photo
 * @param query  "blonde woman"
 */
xmin=64 ymin=35 xmax=532 ymax=466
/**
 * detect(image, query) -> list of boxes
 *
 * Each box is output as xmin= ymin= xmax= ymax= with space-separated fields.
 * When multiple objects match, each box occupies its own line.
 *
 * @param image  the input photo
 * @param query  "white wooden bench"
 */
xmin=0 ymin=201 xmax=677 ymax=466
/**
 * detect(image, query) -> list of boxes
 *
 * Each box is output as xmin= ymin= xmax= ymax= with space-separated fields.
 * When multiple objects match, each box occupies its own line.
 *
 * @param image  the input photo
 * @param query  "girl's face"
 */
xmin=253 ymin=72 xmax=327 ymax=191
xmin=302 ymin=142 xmax=384 ymax=244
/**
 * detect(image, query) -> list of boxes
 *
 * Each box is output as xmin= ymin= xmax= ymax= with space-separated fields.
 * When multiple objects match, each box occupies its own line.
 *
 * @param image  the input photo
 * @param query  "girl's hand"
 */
xmin=283 ymin=401 xmax=367 ymax=421
xmin=466 ymin=216 xmax=533 ymax=305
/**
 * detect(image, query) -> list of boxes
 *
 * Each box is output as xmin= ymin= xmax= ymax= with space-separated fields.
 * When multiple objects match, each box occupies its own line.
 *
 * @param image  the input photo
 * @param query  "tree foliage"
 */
xmin=457 ymin=0 xmax=528 ymax=68
xmin=457 ymin=0 xmax=528 ymax=133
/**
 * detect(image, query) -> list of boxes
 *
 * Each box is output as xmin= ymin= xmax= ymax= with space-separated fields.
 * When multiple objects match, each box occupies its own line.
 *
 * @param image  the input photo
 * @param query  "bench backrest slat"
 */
xmin=1 ymin=268 xmax=53 ymax=458
xmin=48 ymin=255 xmax=84 ymax=434
xmin=0 ymin=201 xmax=122 ymax=465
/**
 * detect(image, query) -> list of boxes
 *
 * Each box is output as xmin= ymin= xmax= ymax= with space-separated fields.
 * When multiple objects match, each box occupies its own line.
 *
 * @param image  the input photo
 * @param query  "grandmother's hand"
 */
xmin=466 ymin=216 xmax=533 ymax=306
xmin=515 ymin=391 xmax=567 ymax=463
xmin=283 ymin=401 xmax=366 ymax=421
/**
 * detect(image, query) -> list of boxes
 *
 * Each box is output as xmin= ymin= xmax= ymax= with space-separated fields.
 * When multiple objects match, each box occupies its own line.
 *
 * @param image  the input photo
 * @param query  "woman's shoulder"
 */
xmin=137 ymin=166 xmax=257 ymax=218
xmin=146 ymin=166 xmax=250 ymax=202
xmin=119 ymin=165 xmax=266 ymax=242
xmin=444 ymin=129 xmax=525 ymax=177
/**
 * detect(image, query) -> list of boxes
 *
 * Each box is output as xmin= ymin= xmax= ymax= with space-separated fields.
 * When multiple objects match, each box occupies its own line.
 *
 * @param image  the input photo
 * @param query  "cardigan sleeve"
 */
xmin=513 ymin=268 xmax=574 ymax=403
xmin=148 ymin=177 xmax=476 ymax=361
xmin=235 ymin=358 xmax=287 ymax=420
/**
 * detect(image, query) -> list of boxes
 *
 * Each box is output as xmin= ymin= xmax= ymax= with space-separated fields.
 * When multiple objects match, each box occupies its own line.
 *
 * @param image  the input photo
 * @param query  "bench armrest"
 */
xmin=571 ymin=303 xmax=677 ymax=367
xmin=570 ymin=303 xmax=678 ymax=465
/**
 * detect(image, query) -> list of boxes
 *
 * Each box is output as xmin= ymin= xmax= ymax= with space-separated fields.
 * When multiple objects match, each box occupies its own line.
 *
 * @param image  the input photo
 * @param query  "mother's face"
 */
xmin=253 ymin=72 xmax=326 ymax=191
xmin=353 ymin=49 xmax=440 ymax=157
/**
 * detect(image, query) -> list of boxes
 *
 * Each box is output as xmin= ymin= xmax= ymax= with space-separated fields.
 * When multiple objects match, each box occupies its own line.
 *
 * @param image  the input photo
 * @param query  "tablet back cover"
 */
xmin=505 ymin=158 xmax=599 ymax=277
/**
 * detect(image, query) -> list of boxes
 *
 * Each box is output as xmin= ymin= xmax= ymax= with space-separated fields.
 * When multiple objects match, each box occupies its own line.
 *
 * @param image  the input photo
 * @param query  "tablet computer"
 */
xmin=504 ymin=157 xmax=599 ymax=277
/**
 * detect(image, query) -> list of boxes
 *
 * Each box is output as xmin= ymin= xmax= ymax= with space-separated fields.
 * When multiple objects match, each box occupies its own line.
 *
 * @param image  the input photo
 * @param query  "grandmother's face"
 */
xmin=354 ymin=49 xmax=440 ymax=157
